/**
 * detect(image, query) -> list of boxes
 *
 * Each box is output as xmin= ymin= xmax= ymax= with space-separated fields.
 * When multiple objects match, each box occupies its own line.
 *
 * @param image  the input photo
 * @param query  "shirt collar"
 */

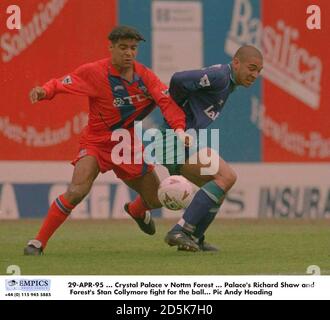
xmin=228 ymin=63 xmax=237 ymax=85
xmin=228 ymin=63 xmax=238 ymax=92
xmin=108 ymin=61 xmax=121 ymax=77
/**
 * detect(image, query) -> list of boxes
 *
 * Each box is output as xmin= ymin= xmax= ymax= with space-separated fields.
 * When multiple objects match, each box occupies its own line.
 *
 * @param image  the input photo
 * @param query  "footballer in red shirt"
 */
xmin=24 ymin=26 xmax=186 ymax=255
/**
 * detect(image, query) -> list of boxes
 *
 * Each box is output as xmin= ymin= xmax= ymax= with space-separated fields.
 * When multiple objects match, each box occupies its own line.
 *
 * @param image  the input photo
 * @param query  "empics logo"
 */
xmin=6 ymin=279 xmax=18 ymax=287
xmin=225 ymin=0 xmax=322 ymax=110
xmin=5 ymin=279 xmax=51 ymax=291
xmin=113 ymin=94 xmax=151 ymax=107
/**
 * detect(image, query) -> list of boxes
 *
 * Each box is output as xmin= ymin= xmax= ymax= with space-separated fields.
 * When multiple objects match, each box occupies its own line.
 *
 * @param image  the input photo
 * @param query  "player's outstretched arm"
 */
xmin=30 ymin=63 xmax=98 ymax=102
xmin=139 ymin=64 xmax=186 ymax=131
xmin=29 ymin=86 xmax=46 ymax=104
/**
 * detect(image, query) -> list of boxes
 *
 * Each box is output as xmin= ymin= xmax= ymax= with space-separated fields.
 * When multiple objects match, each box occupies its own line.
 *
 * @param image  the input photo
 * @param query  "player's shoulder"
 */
xmin=203 ymin=64 xmax=231 ymax=86
xmin=75 ymin=58 xmax=110 ymax=75
xmin=203 ymin=63 xmax=230 ymax=76
xmin=134 ymin=60 xmax=154 ymax=76
xmin=133 ymin=61 xmax=160 ymax=85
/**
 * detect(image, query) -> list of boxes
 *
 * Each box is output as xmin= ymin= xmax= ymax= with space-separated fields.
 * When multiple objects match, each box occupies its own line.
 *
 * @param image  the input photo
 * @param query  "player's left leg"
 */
xmin=165 ymin=147 xmax=237 ymax=251
xmin=24 ymin=155 xmax=100 ymax=255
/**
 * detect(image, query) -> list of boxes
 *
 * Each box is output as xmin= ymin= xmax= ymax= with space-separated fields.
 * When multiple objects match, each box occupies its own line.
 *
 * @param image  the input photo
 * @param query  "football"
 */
xmin=158 ymin=175 xmax=194 ymax=210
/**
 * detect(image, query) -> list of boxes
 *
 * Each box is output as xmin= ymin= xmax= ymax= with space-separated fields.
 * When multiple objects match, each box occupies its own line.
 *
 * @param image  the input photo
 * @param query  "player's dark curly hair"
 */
xmin=108 ymin=25 xmax=145 ymax=43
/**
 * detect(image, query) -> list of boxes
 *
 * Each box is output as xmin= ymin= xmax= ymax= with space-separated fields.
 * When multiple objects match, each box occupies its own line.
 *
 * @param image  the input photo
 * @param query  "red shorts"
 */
xmin=71 ymin=127 xmax=154 ymax=181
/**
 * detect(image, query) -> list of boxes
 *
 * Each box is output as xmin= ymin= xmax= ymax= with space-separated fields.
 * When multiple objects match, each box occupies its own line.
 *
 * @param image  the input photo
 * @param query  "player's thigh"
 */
xmin=180 ymin=163 xmax=213 ymax=188
xmin=180 ymin=148 xmax=234 ymax=189
xmin=67 ymin=155 xmax=100 ymax=198
xmin=123 ymin=169 xmax=162 ymax=208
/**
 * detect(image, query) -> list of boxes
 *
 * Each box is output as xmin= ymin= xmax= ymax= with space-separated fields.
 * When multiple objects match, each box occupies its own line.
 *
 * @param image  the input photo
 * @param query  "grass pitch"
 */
xmin=0 ymin=219 xmax=329 ymax=275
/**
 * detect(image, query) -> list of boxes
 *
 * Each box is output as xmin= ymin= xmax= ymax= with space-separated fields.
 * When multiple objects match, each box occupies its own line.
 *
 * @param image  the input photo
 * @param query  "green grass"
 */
xmin=0 ymin=219 xmax=329 ymax=275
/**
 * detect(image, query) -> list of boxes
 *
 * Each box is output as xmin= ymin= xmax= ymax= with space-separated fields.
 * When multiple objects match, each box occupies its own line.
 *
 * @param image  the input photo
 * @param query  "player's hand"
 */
xmin=29 ymin=87 xmax=46 ymax=104
xmin=175 ymin=129 xmax=194 ymax=147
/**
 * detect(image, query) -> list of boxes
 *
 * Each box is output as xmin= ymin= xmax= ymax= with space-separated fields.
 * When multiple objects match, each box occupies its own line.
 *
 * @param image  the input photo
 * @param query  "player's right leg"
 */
xmin=113 ymin=129 xmax=162 ymax=236
xmin=165 ymin=148 xmax=237 ymax=252
xmin=24 ymin=156 xmax=100 ymax=255
xmin=121 ymin=169 xmax=162 ymax=235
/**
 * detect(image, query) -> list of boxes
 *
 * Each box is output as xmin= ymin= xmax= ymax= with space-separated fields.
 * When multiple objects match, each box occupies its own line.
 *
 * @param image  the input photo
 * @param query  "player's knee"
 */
xmin=144 ymin=195 xmax=162 ymax=209
xmin=214 ymin=167 xmax=237 ymax=190
xmin=223 ymin=168 xmax=237 ymax=189
xmin=66 ymin=184 xmax=90 ymax=205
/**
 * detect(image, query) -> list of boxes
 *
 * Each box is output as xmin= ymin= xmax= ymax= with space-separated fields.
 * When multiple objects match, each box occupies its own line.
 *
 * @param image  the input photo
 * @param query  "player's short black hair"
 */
xmin=108 ymin=25 xmax=145 ymax=43
xmin=234 ymin=45 xmax=263 ymax=62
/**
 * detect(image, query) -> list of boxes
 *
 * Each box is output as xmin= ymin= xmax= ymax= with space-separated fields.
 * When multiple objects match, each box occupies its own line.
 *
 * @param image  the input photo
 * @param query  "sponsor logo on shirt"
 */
xmin=204 ymin=105 xmax=220 ymax=121
xmin=113 ymin=94 xmax=152 ymax=107
xmin=113 ymin=98 xmax=126 ymax=107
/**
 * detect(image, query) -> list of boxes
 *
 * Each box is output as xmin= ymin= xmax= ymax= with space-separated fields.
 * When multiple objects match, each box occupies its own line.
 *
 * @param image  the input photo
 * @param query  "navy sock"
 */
xmin=183 ymin=190 xmax=216 ymax=226
xmin=170 ymin=181 xmax=225 ymax=237
xmin=170 ymin=190 xmax=213 ymax=234
xmin=193 ymin=211 xmax=217 ymax=240
xmin=193 ymin=181 xmax=225 ymax=240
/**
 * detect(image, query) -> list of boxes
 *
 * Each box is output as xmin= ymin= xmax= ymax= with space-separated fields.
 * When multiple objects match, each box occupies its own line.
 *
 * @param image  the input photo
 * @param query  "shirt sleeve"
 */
xmin=169 ymin=67 xmax=227 ymax=106
xmin=42 ymin=63 xmax=98 ymax=100
xmin=140 ymin=66 xmax=186 ymax=130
